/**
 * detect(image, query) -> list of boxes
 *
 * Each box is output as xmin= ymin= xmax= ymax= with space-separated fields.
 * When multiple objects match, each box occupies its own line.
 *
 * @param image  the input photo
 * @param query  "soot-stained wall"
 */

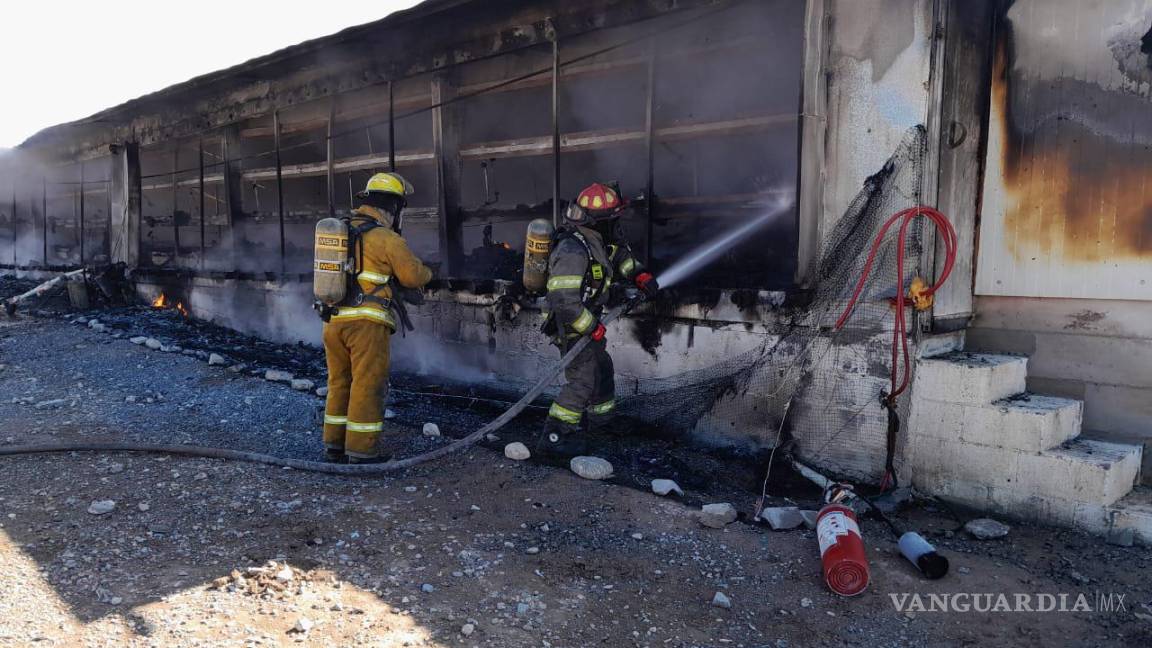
xmin=968 ymin=0 xmax=1152 ymax=465
xmin=8 ymin=0 xmax=957 ymax=483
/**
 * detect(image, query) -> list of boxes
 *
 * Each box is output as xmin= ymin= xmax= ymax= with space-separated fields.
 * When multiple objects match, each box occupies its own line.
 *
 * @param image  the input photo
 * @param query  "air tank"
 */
xmin=522 ymin=218 xmax=555 ymax=294
xmin=313 ymin=217 xmax=350 ymax=306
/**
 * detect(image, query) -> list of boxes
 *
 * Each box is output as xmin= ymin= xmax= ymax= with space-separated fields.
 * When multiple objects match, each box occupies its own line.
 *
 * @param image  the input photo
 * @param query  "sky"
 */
xmin=0 ymin=0 xmax=423 ymax=149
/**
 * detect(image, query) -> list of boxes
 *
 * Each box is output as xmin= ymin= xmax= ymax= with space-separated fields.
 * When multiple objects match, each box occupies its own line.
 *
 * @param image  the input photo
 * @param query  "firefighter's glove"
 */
xmin=396 ymin=286 xmax=425 ymax=306
xmin=635 ymin=272 xmax=659 ymax=300
xmin=589 ymin=322 xmax=607 ymax=342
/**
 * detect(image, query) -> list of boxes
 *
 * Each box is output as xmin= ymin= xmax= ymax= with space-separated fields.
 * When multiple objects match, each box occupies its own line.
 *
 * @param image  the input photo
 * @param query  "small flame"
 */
xmin=151 ymin=293 xmax=189 ymax=317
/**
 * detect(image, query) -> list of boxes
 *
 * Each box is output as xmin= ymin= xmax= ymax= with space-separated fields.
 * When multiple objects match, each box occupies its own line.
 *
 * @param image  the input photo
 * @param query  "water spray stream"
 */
xmin=655 ymin=192 xmax=795 ymax=289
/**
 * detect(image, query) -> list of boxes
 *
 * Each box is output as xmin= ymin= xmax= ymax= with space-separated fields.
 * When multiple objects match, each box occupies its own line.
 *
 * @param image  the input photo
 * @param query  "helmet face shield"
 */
xmin=564 ymin=203 xmax=589 ymax=225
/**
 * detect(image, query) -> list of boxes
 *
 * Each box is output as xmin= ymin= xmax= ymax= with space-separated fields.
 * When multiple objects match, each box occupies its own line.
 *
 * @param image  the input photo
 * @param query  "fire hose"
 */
xmin=834 ymin=206 xmax=957 ymax=491
xmin=0 ymin=298 xmax=641 ymax=475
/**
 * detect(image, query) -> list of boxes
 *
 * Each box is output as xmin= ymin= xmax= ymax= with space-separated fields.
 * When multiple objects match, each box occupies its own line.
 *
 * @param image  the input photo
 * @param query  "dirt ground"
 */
xmin=1 ymin=306 xmax=1151 ymax=647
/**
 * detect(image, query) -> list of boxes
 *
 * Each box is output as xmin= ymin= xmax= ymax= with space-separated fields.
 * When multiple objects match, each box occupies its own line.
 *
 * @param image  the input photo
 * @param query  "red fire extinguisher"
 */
xmin=817 ymin=503 xmax=870 ymax=596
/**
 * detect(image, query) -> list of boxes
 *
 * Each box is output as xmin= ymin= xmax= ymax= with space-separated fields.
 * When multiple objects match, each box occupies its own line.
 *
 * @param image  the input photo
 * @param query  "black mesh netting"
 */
xmin=619 ymin=126 xmax=929 ymax=483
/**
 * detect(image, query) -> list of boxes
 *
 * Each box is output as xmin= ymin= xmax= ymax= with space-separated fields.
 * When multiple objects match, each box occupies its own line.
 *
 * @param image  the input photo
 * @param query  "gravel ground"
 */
xmin=0 ymin=285 xmax=1151 ymax=647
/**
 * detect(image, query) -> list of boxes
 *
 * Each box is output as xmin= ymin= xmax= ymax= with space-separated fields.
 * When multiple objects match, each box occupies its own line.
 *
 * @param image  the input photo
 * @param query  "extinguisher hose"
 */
xmin=0 ymin=299 xmax=642 ymax=475
xmin=834 ymin=206 xmax=957 ymax=492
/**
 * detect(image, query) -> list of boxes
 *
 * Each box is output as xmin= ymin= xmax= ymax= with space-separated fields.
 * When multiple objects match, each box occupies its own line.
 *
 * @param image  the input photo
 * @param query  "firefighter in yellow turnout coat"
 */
xmin=322 ymin=173 xmax=432 ymax=463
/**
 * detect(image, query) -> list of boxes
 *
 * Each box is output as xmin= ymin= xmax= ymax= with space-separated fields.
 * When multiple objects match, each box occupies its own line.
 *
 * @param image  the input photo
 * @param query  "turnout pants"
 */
xmin=548 ymin=336 xmax=616 ymax=429
xmin=322 ymin=318 xmax=392 ymax=458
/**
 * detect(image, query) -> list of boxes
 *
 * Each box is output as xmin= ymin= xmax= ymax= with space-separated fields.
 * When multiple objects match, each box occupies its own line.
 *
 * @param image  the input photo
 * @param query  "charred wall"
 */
xmin=976 ymin=0 xmax=1152 ymax=300
xmin=969 ymin=0 xmax=1152 ymax=456
xmin=4 ymin=0 xmax=958 ymax=482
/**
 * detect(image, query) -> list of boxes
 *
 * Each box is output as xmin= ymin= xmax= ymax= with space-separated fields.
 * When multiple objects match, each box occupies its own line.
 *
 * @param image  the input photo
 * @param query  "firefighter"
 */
xmin=537 ymin=182 xmax=659 ymax=459
xmin=322 ymin=172 xmax=432 ymax=464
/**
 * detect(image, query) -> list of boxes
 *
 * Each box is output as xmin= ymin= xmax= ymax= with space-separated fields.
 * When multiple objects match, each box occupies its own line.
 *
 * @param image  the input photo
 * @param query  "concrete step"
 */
xmin=914 ymin=352 xmax=1027 ymax=406
xmin=909 ymin=393 xmax=1081 ymax=453
xmin=962 ymin=394 xmax=1083 ymax=452
xmin=911 ymin=437 xmax=1142 ymax=525
xmin=1079 ymin=429 xmax=1152 ymax=487
xmin=1017 ymin=439 xmax=1142 ymax=507
xmin=1106 ymin=486 xmax=1152 ymax=546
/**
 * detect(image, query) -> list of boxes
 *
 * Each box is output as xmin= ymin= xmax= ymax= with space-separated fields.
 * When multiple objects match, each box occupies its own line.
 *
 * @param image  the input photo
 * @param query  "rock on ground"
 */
xmin=264 ymin=369 xmax=294 ymax=383
xmin=290 ymin=379 xmax=315 ymax=392
xmin=422 ymin=423 xmax=441 ymax=437
xmin=570 ymin=456 xmax=614 ymax=480
xmin=145 ymin=338 xmax=163 ymax=350
xmin=87 ymin=500 xmax=116 ymax=515
xmin=651 ymin=478 xmax=684 ymax=496
xmin=712 ymin=591 xmax=732 ymax=609
xmin=207 ymin=353 xmax=227 ymax=366
xmin=760 ymin=507 xmax=805 ymax=530
xmin=699 ymin=503 xmax=738 ymax=529
xmin=964 ymin=518 xmax=1011 ymax=540
xmin=504 ymin=442 xmax=530 ymax=461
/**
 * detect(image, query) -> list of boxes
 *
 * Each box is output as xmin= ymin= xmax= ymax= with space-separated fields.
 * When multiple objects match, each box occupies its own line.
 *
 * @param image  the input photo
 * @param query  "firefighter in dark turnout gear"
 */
xmin=537 ymin=183 xmax=659 ymax=460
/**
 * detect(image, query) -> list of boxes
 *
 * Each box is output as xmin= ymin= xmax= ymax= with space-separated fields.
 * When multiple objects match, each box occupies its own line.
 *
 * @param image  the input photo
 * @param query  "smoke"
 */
xmin=393 ymin=333 xmax=505 ymax=386
xmin=0 ymin=148 xmax=53 ymax=267
xmin=656 ymin=191 xmax=795 ymax=289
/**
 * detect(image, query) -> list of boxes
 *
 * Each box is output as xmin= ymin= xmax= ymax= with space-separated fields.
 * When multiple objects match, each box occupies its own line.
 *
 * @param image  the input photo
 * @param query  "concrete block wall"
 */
xmin=907 ymin=352 xmax=1144 ymax=536
xmin=129 ymin=274 xmax=917 ymax=477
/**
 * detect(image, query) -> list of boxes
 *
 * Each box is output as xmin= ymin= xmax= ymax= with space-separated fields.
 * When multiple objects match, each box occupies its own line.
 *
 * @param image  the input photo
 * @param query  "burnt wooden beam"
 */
xmin=432 ymin=73 xmax=464 ymax=274
xmin=222 ymin=127 xmax=244 ymax=268
xmin=460 ymin=114 xmax=795 ymax=159
xmin=240 ymin=92 xmax=430 ymax=139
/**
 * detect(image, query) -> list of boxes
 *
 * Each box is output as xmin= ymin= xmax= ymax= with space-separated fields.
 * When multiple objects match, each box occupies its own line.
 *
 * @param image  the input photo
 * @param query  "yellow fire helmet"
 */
xmin=358 ymin=172 xmax=414 ymax=199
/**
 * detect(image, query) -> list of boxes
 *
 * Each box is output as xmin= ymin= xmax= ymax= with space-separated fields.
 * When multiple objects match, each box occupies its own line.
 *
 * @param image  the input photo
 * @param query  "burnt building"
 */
xmin=2 ymin=0 xmax=1151 ymax=539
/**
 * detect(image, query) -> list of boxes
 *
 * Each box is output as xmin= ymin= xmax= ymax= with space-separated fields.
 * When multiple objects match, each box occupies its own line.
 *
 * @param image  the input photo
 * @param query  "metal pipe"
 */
xmin=274 ymin=111 xmax=286 ymax=274
xmin=388 ymin=81 xmax=396 ymax=171
xmin=199 ymin=139 xmax=206 ymax=270
xmin=551 ymin=37 xmax=561 ymax=226
xmin=644 ymin=40 xmax=657 ymax=266
xmin=327 ymin=100 xmax=336 ymax=218
xmin=172 ymin=148 xmax=180 ymax=263
xmin=11 ymin=187 xmax=17 ymax=266
xmin=79 ymin=161 xmax=86 ymax=265
xmin=41 ymin=177 xmax=47 ymax=265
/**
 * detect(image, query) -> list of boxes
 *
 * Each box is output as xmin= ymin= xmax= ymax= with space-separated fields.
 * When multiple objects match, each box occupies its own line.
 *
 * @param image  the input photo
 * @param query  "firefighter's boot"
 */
xmin=348 ymin=452 xmax=393 ymax=465
xmin=324 ymin=448 xmax=347 ymax=464
xmin=535 ymin=416 xmax=587 ymax=464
